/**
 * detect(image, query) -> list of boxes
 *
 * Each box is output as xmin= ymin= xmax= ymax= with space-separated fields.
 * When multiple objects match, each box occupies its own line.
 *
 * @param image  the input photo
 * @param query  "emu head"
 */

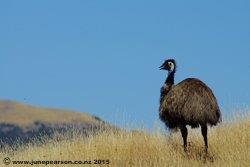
xmin=159 ymin=59 xmax=176 ymax=73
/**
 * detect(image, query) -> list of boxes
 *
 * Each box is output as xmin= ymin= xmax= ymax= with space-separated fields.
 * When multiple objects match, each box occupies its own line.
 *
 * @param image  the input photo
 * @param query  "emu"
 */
xmin=159 ymin=59 xmax=221 ymax=153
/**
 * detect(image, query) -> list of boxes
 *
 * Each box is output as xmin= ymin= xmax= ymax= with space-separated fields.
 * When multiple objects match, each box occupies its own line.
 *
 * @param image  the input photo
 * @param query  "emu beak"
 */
xmin=159 ymin=64 xmax=164 ymax=70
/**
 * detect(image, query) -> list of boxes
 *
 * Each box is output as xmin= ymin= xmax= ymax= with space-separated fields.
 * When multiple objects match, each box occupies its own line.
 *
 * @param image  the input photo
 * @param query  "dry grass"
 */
xmin=1 ymin=114 xmax=249 ymax=167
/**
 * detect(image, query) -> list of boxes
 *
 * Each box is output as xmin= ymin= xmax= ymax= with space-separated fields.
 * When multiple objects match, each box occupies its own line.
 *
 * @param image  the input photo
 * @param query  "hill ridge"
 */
xmin=0 ymin=100 xmax=100 ymax=127
xmin=0 ymin=100 xmax=110 ymax=146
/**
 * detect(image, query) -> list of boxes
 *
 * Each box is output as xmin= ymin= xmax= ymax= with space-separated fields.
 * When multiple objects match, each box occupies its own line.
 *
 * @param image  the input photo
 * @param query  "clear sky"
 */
xmin=1 ymin=0 xmax=250 ymax=129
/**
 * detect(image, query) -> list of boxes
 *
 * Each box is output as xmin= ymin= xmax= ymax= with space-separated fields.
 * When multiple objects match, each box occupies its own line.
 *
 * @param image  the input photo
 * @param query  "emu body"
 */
xmin=159 ymin=59 xmax=221 ymax=153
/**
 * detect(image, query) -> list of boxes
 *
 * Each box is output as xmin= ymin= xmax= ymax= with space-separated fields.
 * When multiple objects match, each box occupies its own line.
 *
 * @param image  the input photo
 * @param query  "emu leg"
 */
xmin=201 ymin=125 xmax=208 ymax=153
xmin=180 ymin=125 xmax=188 ymax=152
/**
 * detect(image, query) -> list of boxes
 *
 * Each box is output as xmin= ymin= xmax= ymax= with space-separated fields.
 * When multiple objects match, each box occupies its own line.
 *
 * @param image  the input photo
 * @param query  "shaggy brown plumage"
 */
xmin=159 ymin=59 xmax=221 ymax=152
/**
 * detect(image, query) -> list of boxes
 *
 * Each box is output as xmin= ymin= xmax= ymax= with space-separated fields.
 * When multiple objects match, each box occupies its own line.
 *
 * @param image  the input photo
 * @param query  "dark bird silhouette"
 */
xmin=159 ymin=59 xmax=221 ymax=153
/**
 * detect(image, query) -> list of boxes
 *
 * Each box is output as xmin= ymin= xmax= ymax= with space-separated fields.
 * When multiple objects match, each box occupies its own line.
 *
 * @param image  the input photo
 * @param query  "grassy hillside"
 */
xmin=1 ymin=114 xmax=249 ymax=167
xmin=0 ymin=100 xmax=109 ymax=146
xmin=0 ymin=100 xmax=100 ymax=127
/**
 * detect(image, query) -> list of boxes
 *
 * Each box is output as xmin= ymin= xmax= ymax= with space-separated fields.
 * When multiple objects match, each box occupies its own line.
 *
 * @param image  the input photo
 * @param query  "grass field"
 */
xmin=1 ymin=113 xmax=249 ymax=167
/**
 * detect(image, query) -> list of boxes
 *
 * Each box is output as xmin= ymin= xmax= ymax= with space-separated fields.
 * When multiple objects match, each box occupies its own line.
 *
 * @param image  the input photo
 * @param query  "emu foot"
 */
xmin=183 ymin=146 xmax=187 ymax=152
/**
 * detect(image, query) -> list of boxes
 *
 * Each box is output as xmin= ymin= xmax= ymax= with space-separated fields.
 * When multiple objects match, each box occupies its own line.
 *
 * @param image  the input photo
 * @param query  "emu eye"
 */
xmin=168 ymin=62 xmax=174 ymax=71
xmin=168 ymin=62 xmax=172 ymax=67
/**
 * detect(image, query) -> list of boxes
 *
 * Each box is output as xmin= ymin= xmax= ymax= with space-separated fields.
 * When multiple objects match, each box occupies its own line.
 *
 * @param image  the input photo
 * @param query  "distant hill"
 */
xmin=0 ymin=100 xmax=110 ymax=146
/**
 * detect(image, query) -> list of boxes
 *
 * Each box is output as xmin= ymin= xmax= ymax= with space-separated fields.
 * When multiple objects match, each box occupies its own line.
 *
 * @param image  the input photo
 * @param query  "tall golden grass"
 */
xmin=1 ymin=114 xmax=249 ymax=167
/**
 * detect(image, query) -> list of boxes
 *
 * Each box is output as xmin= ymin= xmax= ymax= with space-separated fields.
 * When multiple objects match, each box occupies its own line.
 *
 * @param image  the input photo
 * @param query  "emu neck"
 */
xmin=160 ymin=71 xmax=175 ymax=101
xmin=165 ymin=71 xmax=175 ymax=85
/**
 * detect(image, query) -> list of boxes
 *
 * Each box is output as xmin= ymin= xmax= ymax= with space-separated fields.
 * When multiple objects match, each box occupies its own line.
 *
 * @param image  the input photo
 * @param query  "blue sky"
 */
xmin=1 ymin=0 xmax=250 ymax=129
